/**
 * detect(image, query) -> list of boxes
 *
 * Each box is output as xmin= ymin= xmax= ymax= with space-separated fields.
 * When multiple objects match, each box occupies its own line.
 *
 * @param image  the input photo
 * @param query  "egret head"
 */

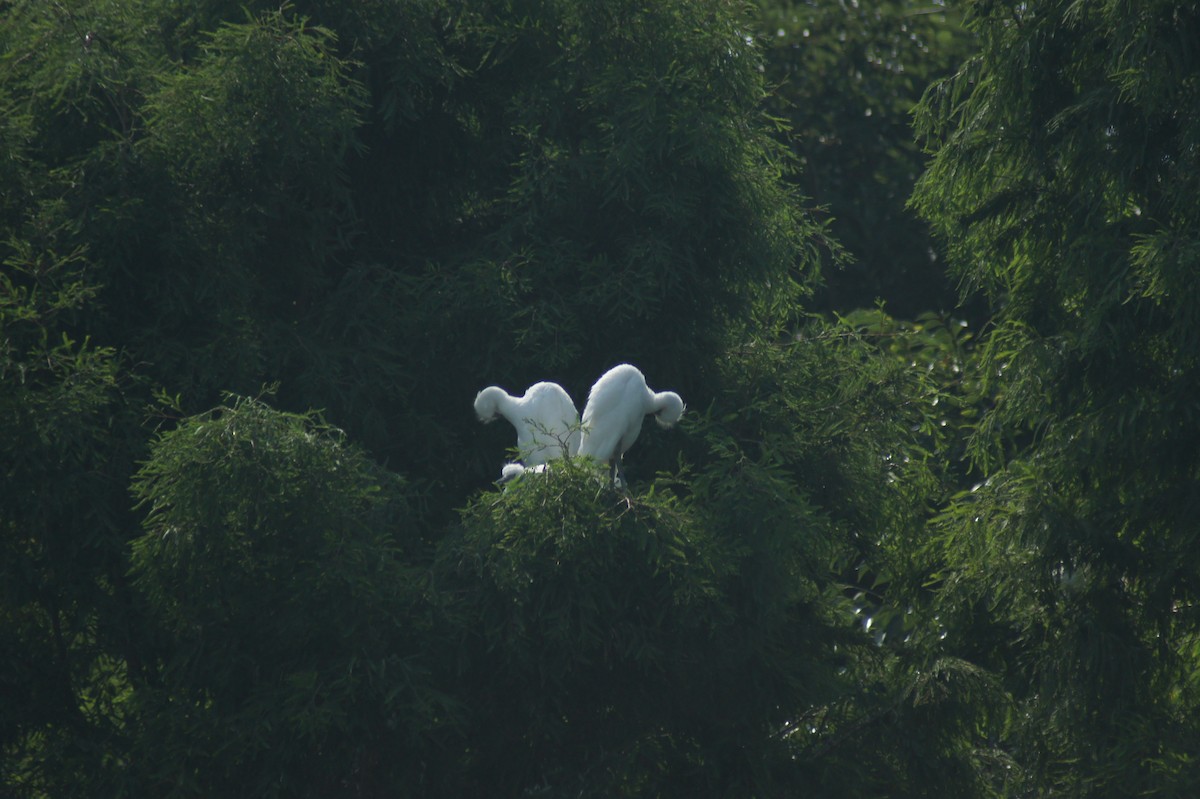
xmin=474 ymin=386 xmax=507 ymax=423
xmin=653 ymin=391 xmax=685 ymax=428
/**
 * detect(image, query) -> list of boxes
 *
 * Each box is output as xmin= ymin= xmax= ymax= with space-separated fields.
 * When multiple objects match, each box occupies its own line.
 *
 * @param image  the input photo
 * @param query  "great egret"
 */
xmin=474 ymin=381 xmax=581 ymax=465
xmin=577 ymin=364 xmax=684 ymax=486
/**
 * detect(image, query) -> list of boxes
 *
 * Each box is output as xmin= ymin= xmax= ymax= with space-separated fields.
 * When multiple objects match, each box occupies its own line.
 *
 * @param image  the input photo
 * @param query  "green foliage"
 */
xmin=402 ymin=0 xmax=820 ymax=377
xmin=442 ymin=463 xmax=734 ymax=795
xmin=757 ymin=0 xmax=976 ymax=316
xmin=837 ymin=306 xmax=986 ymax=480
xmin=0 ymin=0 xmax=828 ymax=494
xmin=129 ymin=395 xmax=445 ymax=797
xmin=0 ymin=244 xmax=139 ymax=797
xmin=913 ymin=0 xmax=1200 ymax=794
xmin=144 ymin=13 xmax=364 ymax=260
xmin=21 ymin=0 xmax=1191 ymax=796
xmin=131 ymin=10 xmax=367 ymax=400
xmin=678 ymin=321 xmax=1006 ymax=797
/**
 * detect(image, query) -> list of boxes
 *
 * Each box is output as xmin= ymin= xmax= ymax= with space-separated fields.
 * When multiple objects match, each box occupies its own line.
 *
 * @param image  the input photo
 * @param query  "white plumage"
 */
xmin=474 ymin=381 xmax=581 ymax=465
xmin=497 ymin=461 xmax=547 ymax=484
xmin=577 ymin=364 xmax=684 ymax=485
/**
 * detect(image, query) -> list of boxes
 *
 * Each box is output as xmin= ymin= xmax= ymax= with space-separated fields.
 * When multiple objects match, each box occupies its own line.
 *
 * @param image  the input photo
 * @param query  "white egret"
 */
xmin=497 ymin=462 xmax=547 ymax=484
xmin=577 ymin=364 xmax=684 ymax=486
xmin=474 ymin=381 xmax=581 ymax=465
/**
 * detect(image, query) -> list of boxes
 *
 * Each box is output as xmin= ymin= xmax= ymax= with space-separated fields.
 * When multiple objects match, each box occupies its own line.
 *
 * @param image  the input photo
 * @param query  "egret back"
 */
xmin=579 ymin=366 xmax=650 ymax=464
xmin=516 ymin=382 xmax=579 ymax=465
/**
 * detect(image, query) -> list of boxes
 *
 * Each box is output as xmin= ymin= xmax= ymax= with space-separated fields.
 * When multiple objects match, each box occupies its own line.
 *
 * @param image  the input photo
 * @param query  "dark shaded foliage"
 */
xmin=757 ymin=0 xmax=977 ymax=318
xmin=913 ymin=1 xmax=1200 ymax=794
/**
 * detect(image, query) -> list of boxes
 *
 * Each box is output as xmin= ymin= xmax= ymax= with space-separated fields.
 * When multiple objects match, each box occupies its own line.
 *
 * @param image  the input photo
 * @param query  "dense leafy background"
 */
xmin=2 ymin=0 xmax=1197 ymax=797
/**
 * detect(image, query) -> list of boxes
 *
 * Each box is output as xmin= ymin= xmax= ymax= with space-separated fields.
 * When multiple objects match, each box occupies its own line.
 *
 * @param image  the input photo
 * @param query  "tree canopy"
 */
xmin=3 ymin=0 xmax=1199 ymax=797
xmin=913 ymin=0 xmax=1200 ymax=793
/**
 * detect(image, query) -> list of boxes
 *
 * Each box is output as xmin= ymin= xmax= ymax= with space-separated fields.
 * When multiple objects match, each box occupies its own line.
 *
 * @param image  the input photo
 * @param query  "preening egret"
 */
xmin=474 ymin=381 xmax=581 ymax=465
xmin=577 ymin=364 xmax=684 ymax=486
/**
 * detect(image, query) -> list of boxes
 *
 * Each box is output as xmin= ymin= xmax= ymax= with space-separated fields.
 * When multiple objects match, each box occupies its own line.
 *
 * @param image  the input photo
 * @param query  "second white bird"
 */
xmin=578 ymin=363 xmax=684 ymax=486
